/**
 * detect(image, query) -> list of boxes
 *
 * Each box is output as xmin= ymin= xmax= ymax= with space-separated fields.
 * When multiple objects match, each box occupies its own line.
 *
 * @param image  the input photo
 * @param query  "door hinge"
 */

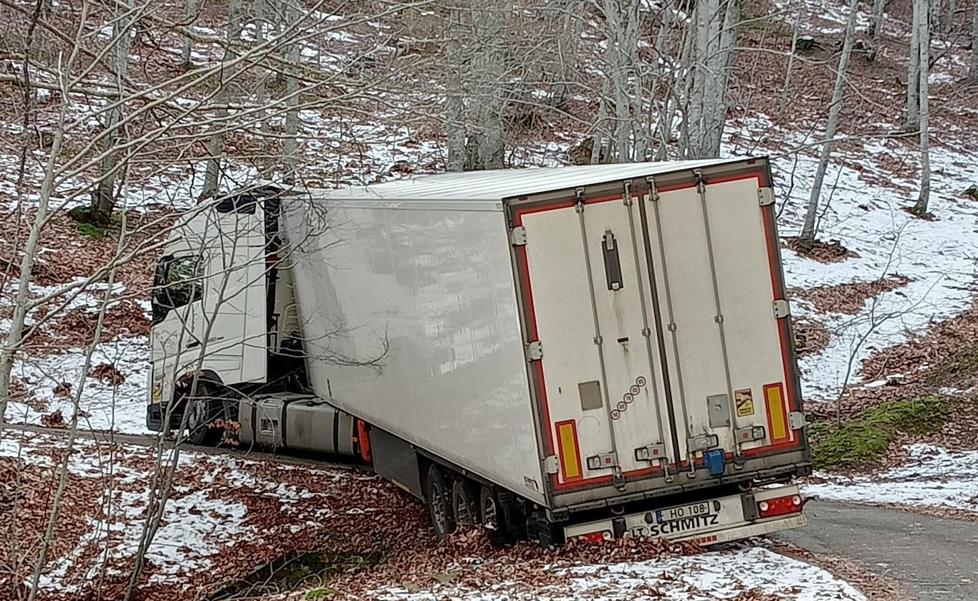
xmin=788 ymin=411 xmax=806 ymax=430
xmin=510 ymin=226 xmax=527 ymax=246
xmin=622 ymin=181 xmax=633 ymax=206
xmin=646 ymin=176 xmax=661 ymax=202
xmin=758 ymin=187 xmax=775 ymax=207
xmin=543 ymin=455 xmax=559 ymax=474
xmin=526 ymin=340 xmax=543 ymax=361
xmin=773 ymin=299 xmax=790 ymax=319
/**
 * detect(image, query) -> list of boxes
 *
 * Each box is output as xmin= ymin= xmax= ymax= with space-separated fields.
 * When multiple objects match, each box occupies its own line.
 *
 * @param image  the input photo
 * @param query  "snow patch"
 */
xmin=805 ymin=444 xmax=978 ymax=512
xmin=6 ymin=336 xmax=151 ymax=435
xmin=725 ymin=115 xmax=978 ymax=400
xmin=374 ymin=547 xmax=866 ymax=600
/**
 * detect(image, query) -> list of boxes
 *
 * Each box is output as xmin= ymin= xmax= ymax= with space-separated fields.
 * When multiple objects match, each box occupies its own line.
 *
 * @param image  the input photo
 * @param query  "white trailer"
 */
xmin=147 ymin=157 xmax=810 ymax=545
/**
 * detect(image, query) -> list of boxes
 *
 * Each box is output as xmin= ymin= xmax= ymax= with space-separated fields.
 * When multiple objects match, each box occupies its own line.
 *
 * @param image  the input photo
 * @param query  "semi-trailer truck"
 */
xmin=147 ymin=157 xmax=810 ymax=545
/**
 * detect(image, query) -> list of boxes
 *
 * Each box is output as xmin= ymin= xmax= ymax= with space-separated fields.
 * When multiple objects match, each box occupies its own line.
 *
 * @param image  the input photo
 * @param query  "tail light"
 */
xmin=757 ymin=494 xmax=803 ymax=518
xmin=575 ymin=530 xmax=612 ymax=543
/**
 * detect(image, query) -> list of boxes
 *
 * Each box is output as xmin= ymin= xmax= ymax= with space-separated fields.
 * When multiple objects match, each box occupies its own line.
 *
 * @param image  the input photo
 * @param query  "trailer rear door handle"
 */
xmin=602 ymin=230 xmax=623 ymax=291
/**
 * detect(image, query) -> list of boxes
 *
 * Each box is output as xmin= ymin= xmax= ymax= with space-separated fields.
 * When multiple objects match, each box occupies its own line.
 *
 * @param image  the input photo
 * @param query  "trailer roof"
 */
xmin=316 ymin=157 xmax=758 ymax=203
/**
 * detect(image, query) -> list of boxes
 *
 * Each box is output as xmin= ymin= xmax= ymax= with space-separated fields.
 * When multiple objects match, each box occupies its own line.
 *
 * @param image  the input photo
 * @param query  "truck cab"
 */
xmin=146 ymin=187 xmax=304 ymax=442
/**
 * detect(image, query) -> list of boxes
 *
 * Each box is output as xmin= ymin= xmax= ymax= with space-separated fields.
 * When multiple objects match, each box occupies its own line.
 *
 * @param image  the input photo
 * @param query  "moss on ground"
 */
xmin=810 ymin=396 xmax=948 ymax=471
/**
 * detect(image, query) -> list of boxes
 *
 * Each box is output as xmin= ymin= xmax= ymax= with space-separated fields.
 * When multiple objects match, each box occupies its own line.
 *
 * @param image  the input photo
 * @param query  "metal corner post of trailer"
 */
xmin=147 ymin=158 xmax=810 ymax=548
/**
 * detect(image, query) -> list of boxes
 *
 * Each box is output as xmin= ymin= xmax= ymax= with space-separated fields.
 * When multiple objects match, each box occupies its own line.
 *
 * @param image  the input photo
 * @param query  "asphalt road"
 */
xmin=778 ymin=500 xmax=978 ymax=601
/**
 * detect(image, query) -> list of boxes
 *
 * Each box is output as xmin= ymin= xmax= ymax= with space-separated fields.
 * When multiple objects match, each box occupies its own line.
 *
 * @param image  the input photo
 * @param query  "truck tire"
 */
xmin=451 ymin=479 xmax=479 ymax=525
xmin=526 ymin=510 xmax=564 ymax=548
xmin=183 ymin=383 xmax=222 ymax=446
xmin=424 ymin=464 xmax=456 ymax=539
xmin=479 ymin=485 xmax=510 ymax=546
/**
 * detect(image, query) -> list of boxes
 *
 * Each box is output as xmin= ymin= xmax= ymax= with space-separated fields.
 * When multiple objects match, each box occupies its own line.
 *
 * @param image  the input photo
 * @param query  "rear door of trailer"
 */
xmin=509 ymin=160 xmax=804 ymax=504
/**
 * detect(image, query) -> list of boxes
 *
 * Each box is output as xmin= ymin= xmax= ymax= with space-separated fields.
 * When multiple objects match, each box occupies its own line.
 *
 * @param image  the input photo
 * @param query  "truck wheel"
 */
xmin=183 ymin=383 xmax=222 ymax=446
xmin=451 ymin=479 xmax=479 ymax=525
xmin=526 ymin=510 xmax=564 ymax=548
xmin=479 ymin=485 xmax=509 ymax=546
xmin=424 ymin=464 xmax=456 ymax=539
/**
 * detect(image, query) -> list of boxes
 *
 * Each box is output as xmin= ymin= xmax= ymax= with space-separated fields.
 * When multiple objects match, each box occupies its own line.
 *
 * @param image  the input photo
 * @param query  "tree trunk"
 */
xmin=465 ymin=3 xmax=507 ymax=170
xmin=552 ymin=0 xmax=582 ymax=111
xmin=90 ymin=0 xmax=134 ymax=224
xmin=798 ymin=0 xmax=860 ymax=249
xmin=868 ymin=0 xmax=888 ymax=61
xmin=602 ymin=0 xmax=630 ymax=163
xmin=445 ymin=3 xmax=466 ymax=172
xmin=944 ymin=0 xmax=956 ymax=33
xmin=646 ymin=2 xmax=676 ymax=157
xmin=0 ymin=123 xmax=65 ymax=429
xmin=913 ymin=0 xmax=931 ymax=216
xmin=704 ymin=0 xmax=740 ymax=157
xmin=282 ymin=1 xmax=300 ymax=183
xmin=970 ymin=0 xmax=978 ymax=81
xmin=778 ymin=4 xmax=803 ymax=119
xmin=688 ymin=0 xmax=722 ymax=158
xmin=181 ymin=0 xmax=199 ymax=70
xmin=906 ymin=1 xmax=921 ymax=131
xmin=253 ymin=0 xmax=271 ymax=175
xmin=201 ymin=0 xmax=242 ymax=199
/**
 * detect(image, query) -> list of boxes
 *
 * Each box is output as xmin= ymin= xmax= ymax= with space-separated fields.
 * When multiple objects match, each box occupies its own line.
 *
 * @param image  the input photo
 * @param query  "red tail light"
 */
xmin=576 ymin=530 xmax=612 ymax=543
xmin=757 ymin=494 xmax=803 ymax=518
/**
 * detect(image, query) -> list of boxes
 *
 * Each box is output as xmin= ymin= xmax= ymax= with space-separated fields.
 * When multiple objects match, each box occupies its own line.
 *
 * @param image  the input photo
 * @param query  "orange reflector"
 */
xmin=555 ymin=420 xmax=582 ymax=481
xmin=764 ymin=383 xmax=790 ymax=443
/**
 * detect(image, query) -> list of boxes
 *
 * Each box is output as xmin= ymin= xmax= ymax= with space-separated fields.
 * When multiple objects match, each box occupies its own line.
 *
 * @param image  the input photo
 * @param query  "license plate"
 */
xmin=655 ymin=500 xmax=717 ymax=524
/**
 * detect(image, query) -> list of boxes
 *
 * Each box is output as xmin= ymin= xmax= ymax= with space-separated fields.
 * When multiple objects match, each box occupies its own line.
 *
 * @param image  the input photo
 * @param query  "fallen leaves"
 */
xmin=790 ymin=275 xmax=910 ymax=315
xmin=41 ymin=410 xmax=67 ymax=428
xmin=792 ymin=318 xmax=830 ymax=358
xmin=783 ymin=238 xmax=859 ymax=264
xmin=90 ymin=363 xmax=125 ymax=386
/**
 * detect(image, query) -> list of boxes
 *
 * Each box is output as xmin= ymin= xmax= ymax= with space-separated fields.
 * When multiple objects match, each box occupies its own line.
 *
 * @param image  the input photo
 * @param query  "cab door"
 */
xmin=149 ymin=200 xmax=268 ymax=396
xmin=195 ymin=205 xmax=269 ymax=384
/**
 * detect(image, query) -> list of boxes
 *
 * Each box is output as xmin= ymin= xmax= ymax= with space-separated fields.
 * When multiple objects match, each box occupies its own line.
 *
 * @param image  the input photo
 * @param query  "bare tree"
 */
xmin=778 ymin=3 xmax=803 ymax=119
xmin=868 ymin=0 xmax=888 ymax=61
xmin=465 ymin=3 xmax=508 ymax=170
xmin=971 ymin=0 xmax=978 ymax=81
xmin=798 ymin=0 xmax=860 ymax=250
xmin=906 ymin=0 xmax=922 ymax=131
xmin=89 ymin=0 xmax=137 ymax=225
xmin=180 ymin=0 xmax=200 ymax=71
xmin=685 ymin=0 xmax=739 ymax=158
xmin=282 ymin=0 xmax=301 ymax=182
xmin=445 ymin=3 xmax=466 ymax=172
xmin=912 ymin=0 xmax=932 ymax=216
xmin=202 ymin=0 xmax=243 ymax=199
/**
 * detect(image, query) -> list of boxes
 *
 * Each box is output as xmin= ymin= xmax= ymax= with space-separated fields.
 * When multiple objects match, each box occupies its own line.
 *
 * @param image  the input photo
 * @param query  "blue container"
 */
xmin=703 ymin=448 xmax=726 ymax=476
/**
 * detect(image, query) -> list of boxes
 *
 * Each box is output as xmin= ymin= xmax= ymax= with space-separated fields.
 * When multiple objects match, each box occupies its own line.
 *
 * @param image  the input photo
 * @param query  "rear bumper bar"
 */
xmin=563 ymin=483 xmax=804 ymax=545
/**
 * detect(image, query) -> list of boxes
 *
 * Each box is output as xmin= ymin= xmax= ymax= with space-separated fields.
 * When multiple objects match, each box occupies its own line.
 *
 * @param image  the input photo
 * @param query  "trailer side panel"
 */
xmin=284 ymin=200 xmax=547 ymax=505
